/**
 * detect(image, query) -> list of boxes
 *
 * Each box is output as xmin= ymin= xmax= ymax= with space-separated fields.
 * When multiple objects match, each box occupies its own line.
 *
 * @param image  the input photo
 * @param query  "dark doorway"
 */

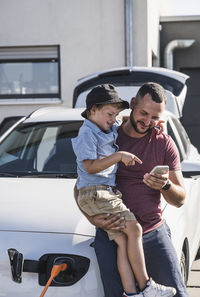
xmin=181 ymin=68 xmax=200 ymax=152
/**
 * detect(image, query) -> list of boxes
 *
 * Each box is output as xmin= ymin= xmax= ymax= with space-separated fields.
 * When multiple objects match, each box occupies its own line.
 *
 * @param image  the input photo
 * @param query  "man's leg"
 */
xmin=143 ymin=223 xmax=189 ymax=297
xmin=94 ymin=228 xmax=123 ymax=297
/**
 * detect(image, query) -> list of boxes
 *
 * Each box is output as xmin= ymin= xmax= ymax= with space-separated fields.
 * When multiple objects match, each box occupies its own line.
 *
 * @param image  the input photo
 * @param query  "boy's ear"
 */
xmin=130 ymin=97 xmax=136 ymax=109
xmin=90 ymin=105 xmax=96 ymax=114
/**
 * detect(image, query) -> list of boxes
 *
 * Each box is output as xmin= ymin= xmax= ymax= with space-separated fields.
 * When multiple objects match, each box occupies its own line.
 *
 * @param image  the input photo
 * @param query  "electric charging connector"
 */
xmin=39 ymin=261 xmax=67 ymax=297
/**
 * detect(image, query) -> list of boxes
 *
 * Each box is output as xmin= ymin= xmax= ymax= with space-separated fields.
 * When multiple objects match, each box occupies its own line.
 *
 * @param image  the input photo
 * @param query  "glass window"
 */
xmin=0 ymin=121 xmax=82 ymax=177
xmin=0 ymin=46 xmax=60 ymax=100
xmin=167 ymin=118 xmax=186 ymax=162
xmin=172 ymin=117 xmax=190 ymax=157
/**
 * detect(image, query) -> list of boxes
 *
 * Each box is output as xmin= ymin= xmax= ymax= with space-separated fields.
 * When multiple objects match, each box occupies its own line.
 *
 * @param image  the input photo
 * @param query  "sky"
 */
xmin=172 ymin=0 xmax=200 ymax=15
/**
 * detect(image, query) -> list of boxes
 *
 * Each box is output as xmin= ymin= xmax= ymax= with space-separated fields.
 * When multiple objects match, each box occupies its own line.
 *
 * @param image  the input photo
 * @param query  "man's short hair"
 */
xmin=135 ymin=82 xmax=166 ymax=105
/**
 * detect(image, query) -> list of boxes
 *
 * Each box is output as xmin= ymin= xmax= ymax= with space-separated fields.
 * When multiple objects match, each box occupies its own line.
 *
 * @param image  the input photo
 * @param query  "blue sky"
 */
xmin=173 ymin=0 xmax=200 ymax=15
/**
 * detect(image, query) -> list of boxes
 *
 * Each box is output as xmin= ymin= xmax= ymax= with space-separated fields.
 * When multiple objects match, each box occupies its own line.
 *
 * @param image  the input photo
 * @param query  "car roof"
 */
xmin=23 ymin=106 xmax=172 ymax=124
xmin=25 ymin=107 xmax=84 ymax=123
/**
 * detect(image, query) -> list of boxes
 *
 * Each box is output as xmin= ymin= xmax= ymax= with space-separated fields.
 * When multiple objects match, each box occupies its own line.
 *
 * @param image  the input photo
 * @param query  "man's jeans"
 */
xmin=94 ymin=223 xmax=189 ymax=297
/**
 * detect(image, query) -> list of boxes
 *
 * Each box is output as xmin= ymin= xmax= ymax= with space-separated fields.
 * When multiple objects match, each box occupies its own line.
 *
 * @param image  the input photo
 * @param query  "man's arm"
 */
xmin=143 ymin=170 xmax=185 ymax=208
xmin=73 ymin=184 xmax=125 ymax=229
xmin=161 ymin=170 xmax=185 ymax=207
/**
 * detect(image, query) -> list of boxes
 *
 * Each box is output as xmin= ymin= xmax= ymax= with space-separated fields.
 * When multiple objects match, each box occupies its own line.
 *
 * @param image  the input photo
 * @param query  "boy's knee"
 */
xmin=127 ymin=220 xmax=142 ymax=237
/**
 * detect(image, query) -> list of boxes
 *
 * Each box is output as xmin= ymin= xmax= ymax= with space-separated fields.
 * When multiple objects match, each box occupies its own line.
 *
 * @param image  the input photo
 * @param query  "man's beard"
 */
xmin=130 ymin=109 xmax=153 ymax=135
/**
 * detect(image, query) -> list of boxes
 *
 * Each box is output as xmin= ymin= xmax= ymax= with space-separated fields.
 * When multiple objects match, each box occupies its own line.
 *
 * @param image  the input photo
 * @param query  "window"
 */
xmin=0 ymin=46 xmax=60 ymax=101
xmin=0 ymin=121 xmax=82 ymax=177
xmin=172 ymin=117 xmax=190 ymax=157
xmin=167 ymin=118 xmax=186 ymax=162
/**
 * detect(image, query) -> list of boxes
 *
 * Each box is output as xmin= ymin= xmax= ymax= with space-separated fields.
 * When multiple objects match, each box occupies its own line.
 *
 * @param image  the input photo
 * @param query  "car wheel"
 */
xmin=195 ymin=245 xmax=200 ymax=260
xmin=180 ymin=251 xmax=187 ymax=285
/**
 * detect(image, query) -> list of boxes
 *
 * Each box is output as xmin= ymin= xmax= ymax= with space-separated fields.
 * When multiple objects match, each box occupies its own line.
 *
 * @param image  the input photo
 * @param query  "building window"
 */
xmin=0 ymin=45 xmax=60 ymax=100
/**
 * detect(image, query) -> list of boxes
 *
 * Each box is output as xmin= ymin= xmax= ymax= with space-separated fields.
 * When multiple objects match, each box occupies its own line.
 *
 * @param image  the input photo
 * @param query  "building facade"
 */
xmin=160 ymin=15 xmax=200 ymax=151
xmin=0 ymin=0 xmax=171 ymax=123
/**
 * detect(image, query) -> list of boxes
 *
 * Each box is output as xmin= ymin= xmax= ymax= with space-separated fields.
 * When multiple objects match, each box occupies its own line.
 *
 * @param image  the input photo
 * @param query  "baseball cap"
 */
xmin=81 ymin=84 xmax=129 ymax=118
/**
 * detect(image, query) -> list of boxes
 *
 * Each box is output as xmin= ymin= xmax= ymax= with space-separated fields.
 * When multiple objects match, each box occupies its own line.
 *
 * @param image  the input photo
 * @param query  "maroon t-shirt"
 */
xmin=116 ymin=126 xmax=181 ymax=234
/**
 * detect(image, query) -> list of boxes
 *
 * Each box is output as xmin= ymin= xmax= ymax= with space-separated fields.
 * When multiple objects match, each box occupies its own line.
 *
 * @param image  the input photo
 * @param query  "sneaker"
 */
xmin=123 ymin=292 xmax=143 ymax=297
xmin=142 ymin=279 xmax=176 ymax=297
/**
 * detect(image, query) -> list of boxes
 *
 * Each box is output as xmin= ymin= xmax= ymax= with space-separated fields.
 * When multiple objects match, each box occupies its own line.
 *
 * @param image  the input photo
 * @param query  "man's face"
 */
xmin=130 ymin=93 xmax=165 ymax=135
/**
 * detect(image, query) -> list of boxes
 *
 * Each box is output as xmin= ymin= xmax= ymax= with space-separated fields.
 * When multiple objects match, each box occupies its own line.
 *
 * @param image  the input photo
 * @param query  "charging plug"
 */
xmin=39 ymin=262 xmax=68 ymax=297
xmin=51 ymin=262 xmax=67 ymax=278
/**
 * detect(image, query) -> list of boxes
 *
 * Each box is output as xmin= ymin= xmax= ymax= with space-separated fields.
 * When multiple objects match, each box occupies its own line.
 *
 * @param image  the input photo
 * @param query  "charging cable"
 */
xmin=39 ymin=262 xmax=67 ymax=297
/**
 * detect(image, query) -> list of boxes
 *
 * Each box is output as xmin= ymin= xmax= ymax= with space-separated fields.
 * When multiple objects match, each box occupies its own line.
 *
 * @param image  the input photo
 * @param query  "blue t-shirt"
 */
xmin=72 ymin=119 xmax=121 ymax=189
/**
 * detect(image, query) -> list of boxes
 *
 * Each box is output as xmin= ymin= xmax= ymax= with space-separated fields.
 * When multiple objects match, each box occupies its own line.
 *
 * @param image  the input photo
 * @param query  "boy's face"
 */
xmin=89 ymin=105 xmax=122 ymax=132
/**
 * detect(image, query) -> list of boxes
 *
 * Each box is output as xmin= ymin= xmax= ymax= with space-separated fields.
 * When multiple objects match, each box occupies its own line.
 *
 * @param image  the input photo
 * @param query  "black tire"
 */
xmin=180 ymin=251 xmax=188 ymax=285
xmin=195 ymin=246 xmax=200 ymax=260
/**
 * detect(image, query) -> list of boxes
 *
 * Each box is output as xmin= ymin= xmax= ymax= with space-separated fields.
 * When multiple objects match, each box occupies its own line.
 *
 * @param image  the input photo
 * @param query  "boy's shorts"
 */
xmin=78 ymin=185 xmax=136 ymax=240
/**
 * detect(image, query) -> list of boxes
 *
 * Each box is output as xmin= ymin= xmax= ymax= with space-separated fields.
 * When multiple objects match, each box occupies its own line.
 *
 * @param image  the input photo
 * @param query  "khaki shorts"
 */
xmin=78 ymin=185 xmax=136 ymax=240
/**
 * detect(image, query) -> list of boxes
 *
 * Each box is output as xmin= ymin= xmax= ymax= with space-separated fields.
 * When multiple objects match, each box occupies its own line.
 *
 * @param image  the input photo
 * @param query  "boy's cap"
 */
xmin=81 ymin=84 xmax=129 ymax=118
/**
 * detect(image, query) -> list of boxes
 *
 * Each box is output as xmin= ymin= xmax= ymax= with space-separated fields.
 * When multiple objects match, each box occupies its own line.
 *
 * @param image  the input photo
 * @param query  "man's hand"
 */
xmin=143 ymin=171 xmax=169 ymax=190
xmin=143 ymin=170 xmax=186 ymax=208
xmin=90 ymin=213 xmax=126 ymax=230
xmin=155 ymin=120 xmax=165 ymax=134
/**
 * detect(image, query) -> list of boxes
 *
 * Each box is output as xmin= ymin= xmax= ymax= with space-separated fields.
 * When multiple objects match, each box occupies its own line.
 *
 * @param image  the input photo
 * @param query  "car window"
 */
xmin=0 ymin=121 xmax=82 ymax=177
xmin=167 ymin=118 xmax=186 ymax=162
xmin=36 ymin=126 xmax=58 ymax=170
xmin=172 ymin=117 xmax=190 ymax=157
xmin=0 ymin=116 xmax=24 ymax=136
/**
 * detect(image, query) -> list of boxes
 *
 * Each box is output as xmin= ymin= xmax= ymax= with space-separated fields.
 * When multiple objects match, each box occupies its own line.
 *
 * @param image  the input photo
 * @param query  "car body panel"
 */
xmin=0 ymin=231 xmax=103 ymax=297
xmin=0 ymin=178 xmax=94 ymax=235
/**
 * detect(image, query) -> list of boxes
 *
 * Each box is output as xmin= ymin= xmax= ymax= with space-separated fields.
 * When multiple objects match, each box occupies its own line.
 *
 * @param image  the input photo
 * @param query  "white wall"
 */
xmin=0 ymin=0 xmax=172 ymax=122
xmin=0 ymin=0 xmax=125 ymax=120
xmin=132 ymin=0 xmax=172 ymax=66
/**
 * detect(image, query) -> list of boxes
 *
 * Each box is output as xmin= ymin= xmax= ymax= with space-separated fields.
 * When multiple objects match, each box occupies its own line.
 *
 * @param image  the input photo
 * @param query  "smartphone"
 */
xmin=150 ymin=165 xmax=169 ymax=175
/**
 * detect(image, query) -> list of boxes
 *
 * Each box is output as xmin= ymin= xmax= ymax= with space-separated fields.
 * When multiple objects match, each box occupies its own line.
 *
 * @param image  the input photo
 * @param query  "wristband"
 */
xmin=162 ymin=180 xmax=171 ymax=191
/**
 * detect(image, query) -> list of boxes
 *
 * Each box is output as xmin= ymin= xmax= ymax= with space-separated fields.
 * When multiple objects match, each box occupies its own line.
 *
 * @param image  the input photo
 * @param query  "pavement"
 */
xmin=187 ymin=255 xmax=200 ymax=297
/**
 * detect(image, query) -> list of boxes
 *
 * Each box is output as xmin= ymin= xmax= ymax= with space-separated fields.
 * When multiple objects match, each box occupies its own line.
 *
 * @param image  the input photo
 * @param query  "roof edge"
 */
xmin=160 ymin=15 xmax=200 ymax=22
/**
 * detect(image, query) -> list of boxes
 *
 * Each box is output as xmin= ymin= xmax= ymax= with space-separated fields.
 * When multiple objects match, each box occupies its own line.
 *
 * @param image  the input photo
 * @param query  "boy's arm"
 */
xmin=84 ymin=151 xmax=142 ymax=174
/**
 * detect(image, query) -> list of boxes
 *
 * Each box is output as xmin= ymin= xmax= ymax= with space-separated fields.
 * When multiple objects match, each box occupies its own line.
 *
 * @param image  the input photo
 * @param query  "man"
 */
xmin=74 ymin=82 xmax=188 ymax=297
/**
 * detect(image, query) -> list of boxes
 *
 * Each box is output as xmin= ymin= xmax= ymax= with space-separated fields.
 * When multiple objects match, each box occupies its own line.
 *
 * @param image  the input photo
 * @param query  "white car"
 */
xmin=0 ymin=108 xmax=103 ymax=297
xmin=0 ymin=106 xmax=200 ymax=297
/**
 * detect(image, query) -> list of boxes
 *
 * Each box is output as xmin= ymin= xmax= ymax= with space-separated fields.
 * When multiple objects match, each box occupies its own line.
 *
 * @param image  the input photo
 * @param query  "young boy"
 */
xmin=72 ymin=84 xmax=176 ymax=297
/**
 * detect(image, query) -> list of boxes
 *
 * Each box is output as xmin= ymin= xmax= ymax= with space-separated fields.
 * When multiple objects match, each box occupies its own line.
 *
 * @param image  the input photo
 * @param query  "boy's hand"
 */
xmin=120 ymin=151 xmax=142 ymax=166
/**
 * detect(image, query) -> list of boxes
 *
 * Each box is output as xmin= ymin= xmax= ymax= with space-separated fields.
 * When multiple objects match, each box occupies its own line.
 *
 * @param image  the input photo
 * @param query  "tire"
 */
xmin=180 ymin=251 xmax=188 ymax=285
xmin=195 ymin=246 xmax=200 ymax=260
